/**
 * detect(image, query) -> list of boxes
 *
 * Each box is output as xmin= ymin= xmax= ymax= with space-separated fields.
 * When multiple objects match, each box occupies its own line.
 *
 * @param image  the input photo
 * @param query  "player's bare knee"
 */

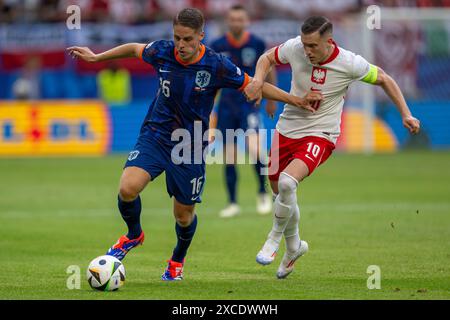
xmin=173 ymin=200 xmax=195 ymax=227
xmin=119 ymin=183 xmax=140 ymax=202
xmin=175 ymin=212 xmax=194 ymax=227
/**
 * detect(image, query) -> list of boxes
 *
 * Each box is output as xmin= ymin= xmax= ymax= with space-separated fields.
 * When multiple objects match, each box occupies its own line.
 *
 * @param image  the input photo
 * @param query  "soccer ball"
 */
xmin=87 ymin=255 xmax=126 ymax=291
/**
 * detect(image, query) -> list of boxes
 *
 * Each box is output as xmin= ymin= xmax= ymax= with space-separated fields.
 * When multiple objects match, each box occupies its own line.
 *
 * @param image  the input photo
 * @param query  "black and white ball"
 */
xmin=87 ymin=255 xmax=126 ymax=291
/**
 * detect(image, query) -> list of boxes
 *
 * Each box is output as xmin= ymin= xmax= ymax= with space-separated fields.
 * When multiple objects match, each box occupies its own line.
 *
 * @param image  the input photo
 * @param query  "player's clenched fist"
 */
xmin=304 ymin=91 xmax=323 ymax=104
xmin=265 ymin=100 xmax=277 ymax=119
xmin=67 ymin=46 xmax=98 ymax=63
xmin=402 ymin=115 xmax=420 ymax=134
xmin=288 ymin=91 xmax=323 ymax=113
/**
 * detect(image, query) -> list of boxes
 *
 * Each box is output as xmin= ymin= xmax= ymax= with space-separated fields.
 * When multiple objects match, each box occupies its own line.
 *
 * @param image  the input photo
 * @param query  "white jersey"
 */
xmin=274 ymin=36 xmax=371 ymax=144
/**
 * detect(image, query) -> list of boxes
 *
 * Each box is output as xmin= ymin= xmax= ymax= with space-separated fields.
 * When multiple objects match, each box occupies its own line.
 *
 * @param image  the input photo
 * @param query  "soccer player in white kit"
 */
xmin=244 ymin=16 xmax=421 ymax=279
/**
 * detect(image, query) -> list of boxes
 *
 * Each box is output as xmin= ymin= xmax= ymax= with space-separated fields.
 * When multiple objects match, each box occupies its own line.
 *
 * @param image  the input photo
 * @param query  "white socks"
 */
xmin=284 ymin=204 xmax=301 ymax=253
xmin=268 ymin=172 xmax=299 ymax=243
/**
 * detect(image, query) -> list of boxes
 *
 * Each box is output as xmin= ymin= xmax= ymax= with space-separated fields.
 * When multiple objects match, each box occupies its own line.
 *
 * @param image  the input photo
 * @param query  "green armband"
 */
xmin=361 ymin=64 xmax=378 ymax=84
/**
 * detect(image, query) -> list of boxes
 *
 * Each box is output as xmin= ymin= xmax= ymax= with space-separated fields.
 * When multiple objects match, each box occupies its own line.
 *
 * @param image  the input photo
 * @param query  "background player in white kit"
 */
xmin=244 ymin=16 xmax=421 ymax=279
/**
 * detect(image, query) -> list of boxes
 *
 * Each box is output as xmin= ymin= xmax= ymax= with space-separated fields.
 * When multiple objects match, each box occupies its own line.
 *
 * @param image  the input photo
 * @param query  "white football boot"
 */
xmin=219 ymin=203 xmax=241 ymax=218
xmin=256 ymin=238 xmax=280 ymax=265
xmin=276 ymin=240 xmax=309 ymax=279
xmin=256 ymin=193 xmax=273 ymax=215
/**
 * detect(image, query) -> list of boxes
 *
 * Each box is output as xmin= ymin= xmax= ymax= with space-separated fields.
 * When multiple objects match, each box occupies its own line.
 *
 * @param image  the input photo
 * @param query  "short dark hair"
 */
xmin=229 ymin=4 xmax=247 ymax=12
xmin=301 ymin=16 xmax=333 ymax=36
xmin=173 ymin=8 xmax=205 ymax=32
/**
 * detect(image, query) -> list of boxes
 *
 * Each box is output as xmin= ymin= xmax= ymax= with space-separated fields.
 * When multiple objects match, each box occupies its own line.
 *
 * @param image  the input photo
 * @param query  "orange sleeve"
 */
xmin=238 ymin=73 xmax=250 ymax=91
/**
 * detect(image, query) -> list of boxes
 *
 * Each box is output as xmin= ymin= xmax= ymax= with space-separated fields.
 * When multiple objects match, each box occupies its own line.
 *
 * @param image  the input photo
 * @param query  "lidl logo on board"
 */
xmin=2 ymin=120 xmax=94 ymax=141
xmin=0 ymin=101 xmax=110 ymax=156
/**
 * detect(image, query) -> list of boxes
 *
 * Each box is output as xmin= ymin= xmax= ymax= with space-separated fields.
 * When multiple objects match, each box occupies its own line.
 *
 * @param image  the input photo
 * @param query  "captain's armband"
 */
xmin=361 ymin=64 xmax=378 ymax=84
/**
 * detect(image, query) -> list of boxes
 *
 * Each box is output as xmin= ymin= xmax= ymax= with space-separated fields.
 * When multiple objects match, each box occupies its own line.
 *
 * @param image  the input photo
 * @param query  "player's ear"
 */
xmin=198 ymin=30 xmax=205 ymax=41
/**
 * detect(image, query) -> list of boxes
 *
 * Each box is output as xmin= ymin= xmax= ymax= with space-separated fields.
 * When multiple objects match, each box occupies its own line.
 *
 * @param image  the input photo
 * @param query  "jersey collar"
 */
xmin=174 ymin=44 xmax=206 ymax=66
xmin=318 ymin=40 xmax=340 ymax=66
xmin=226 ymin=31 xmax=250 ymax=48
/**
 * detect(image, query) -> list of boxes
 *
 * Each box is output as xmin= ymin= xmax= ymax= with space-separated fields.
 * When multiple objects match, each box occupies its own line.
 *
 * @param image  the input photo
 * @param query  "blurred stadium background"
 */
xmin=1 ymin=1 xmax=450 ymax=300
xmin=1 ymin=0 xmax=450 ymax=155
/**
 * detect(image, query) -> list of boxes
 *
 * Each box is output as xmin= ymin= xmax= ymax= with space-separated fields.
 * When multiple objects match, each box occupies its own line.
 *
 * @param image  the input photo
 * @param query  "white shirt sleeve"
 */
xmin=352 ymin=54 xmax=371 ymax=80
xmin=275 ymin=37 xmax=300 ymax=65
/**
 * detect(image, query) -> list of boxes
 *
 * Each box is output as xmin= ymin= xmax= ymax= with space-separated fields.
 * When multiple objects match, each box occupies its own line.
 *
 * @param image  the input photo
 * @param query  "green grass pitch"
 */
xmin=0 ymin=151 xmax=449 ymax=300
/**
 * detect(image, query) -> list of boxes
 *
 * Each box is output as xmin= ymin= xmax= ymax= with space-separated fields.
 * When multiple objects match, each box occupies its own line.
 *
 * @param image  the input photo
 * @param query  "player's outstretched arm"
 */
xmin=265 ymin=67 xmax=278 ymax=118
xmin=67 ymin=43 xmax=146 ymax=63
xmin=256 ymin=78 xmax=322 ymax=113
xmin=371 ymin=67 xmax=420 ymax=134
xmin=244 ymin=47 xmax=278 ymax=105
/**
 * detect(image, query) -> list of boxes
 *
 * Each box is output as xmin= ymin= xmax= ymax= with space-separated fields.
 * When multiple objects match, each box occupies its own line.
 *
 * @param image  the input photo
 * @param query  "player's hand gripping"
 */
xmin=67 ymin=46 xmax=98 ymax=63
xmin=402 ymin=115 xmax=420 ymax=134
xmin=244 ymin=78 xmax=264 ymax=105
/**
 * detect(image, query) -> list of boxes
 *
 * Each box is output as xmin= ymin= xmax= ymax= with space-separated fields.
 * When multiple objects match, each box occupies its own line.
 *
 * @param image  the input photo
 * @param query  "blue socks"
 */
xmin=172 ymin=214 xmax=198 ymax=263
xmin=254 ymin=160 xmax=267 ymax=194
xmin=117 ymin=193 xmax=197 ymax=264
xmin=118 ymin=195 xmax=142 ymax=240
xmin=225 ymin=164 xmax=237 ymax=203
xmin=225 ymin=161 xmax=267 ymax=204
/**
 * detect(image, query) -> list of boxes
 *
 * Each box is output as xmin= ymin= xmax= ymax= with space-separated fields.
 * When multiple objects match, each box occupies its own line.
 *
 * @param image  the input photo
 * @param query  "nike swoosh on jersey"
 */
xmin=159 ymin=69 xmax=171 ymax=73
xmin=305 ymin=154 xmax=315 ymax=161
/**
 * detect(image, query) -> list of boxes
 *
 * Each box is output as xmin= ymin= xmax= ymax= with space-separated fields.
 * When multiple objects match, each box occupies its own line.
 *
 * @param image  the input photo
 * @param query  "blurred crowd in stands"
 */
xmin=1 ymin=0 xmax=450 ymax=102
xmin=1 ymin=0 xmax=450 ymax=24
